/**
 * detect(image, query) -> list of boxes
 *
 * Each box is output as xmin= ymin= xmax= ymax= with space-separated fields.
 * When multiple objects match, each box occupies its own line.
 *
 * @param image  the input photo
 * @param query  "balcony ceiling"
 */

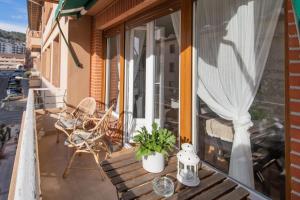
xmin=27 ymin=0 xmax=43 ymax=31
xmin=27 ymin=0 xmax=59 ymax=31
xmin=86 ymin=0 xmax=114 ymax=16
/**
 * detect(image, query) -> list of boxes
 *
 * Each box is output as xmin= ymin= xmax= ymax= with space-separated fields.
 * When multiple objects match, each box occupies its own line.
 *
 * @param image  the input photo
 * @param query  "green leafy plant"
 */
xmin=133 ymin=122 xmax=176 ymax=160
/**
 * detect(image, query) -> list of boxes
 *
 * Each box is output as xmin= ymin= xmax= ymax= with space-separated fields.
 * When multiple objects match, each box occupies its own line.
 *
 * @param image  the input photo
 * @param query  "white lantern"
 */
xmin=176 ymin=143 xmax=200 ymax=187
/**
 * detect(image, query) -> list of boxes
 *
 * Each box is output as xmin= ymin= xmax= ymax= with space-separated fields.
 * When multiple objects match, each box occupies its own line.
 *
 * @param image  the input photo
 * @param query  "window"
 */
xmin=169 ymin=44 xmax=175 ymax=54
xmin=106 ymin=35 xmax=120 ymax=114
xmin=169 ymin=62 xmax=175 ymax=72
xmin=125 ymin=11 xmax=180 ymax=144
xmin=193 ymin=0 xmax=284 ymax=199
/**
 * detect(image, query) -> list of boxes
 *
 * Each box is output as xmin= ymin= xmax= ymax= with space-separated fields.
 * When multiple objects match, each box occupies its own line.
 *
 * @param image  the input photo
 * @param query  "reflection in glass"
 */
xmin=132 ymin=28 xmax=146 ymax=118
xmin=154 ymin=11 xmax=180 ymax=142
xmin=106 ymin=35 xmax=120 ymax=113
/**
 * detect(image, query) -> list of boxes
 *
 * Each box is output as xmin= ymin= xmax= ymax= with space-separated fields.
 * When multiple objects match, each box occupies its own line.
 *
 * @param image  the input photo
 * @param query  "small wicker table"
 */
xmin=101 ymin=151 xmax=250 ymax=200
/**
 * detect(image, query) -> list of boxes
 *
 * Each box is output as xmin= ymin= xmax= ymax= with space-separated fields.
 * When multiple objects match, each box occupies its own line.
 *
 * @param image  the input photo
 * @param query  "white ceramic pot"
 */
xmin=142 ymin=152 xmax=165 ymax=173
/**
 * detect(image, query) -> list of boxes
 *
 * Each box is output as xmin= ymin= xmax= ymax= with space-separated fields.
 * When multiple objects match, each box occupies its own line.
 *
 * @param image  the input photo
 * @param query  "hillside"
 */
xmin=0 ymin=29 xmax=25 ymax=43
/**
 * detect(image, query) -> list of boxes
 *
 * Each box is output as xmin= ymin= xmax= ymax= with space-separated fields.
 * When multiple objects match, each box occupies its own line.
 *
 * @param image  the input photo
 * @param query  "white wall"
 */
xmin=40 ymin=4 xmax=68 ymax=92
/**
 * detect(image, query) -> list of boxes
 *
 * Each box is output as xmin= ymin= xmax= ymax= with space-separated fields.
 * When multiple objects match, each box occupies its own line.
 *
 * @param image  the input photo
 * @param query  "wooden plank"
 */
xmin=218 ymin=187 xmax=249 ymax=200
xmin=138 ymin=169 xmax=214 ymax=200
xmin=285 ymin=1 xmax=292 ymax=199
xmin=107 ymin=156 xmax=177 ymax=178
xmin=191 ymin=179 xmax=237 ymax=200
xmin=121 ymin=182 xmax=153 ymax=200
xmin=121 ymin=166 xmax=211 ymax=200
xmin=101 ymin=151 xmax=135 ymax=166
xmin=168 ymin=173 xmax=226 ymax=200
xmin=111 ymin=157 xmax=179 ymax=185
xmin=106 ymin=161 xmax=142 ymax=178
xmin=173 ymin=169 xmax=214 ymax=193
xmin=102 ymin=156 xmax=138 ymax=171
xmin=179 ymin=0 xmax=193 ymax=142
xmin=111 ymin=166 xmax=151 ymax=185
xmin=116 ymin=162 xmax=177 ymax=192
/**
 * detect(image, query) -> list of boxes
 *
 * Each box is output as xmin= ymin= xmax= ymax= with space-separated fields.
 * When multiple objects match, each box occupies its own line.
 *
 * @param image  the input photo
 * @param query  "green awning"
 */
xmin=54 ymin=0 xmax=96 ymax=19
xmin=293 ymin=0 xmax=300 ymax=32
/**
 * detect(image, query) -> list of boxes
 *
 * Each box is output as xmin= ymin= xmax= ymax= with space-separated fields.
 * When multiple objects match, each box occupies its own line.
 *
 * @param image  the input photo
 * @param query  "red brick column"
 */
xmin=287 ymin=0 xmax=300 ymax=199
xmin=90 ymin=19 xmax=105 ymax=110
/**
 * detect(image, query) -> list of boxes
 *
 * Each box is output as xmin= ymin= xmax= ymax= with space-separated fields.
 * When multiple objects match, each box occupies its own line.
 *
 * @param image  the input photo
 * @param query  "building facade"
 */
xmin=0 ymin=41 xmax=26 ymax=54
xmin=26 ymin=0 xmax=300 ymax=199
xmin=0 ymin=53 xmax=25 ymax=69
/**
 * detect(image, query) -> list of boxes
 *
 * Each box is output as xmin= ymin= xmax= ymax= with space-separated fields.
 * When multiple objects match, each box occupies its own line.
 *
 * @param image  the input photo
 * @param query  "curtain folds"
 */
xmin=195 ymin=0 xmax=282 ymax=187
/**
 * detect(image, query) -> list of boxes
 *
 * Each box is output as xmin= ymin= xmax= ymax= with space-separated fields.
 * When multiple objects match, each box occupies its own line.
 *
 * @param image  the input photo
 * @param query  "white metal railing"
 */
xmin=10 ymin=88 xmax=65 ymax=200
xmin=13 ymin=89 xmax=39 ymax=200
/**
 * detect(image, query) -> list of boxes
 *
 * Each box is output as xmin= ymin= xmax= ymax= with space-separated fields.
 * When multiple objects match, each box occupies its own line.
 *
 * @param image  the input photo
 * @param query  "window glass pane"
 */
xmin=194 ymin=1 xmax=285 ymax=198
xmin=154 ymin=12 xmax=180 ymax=141
xmin=106 ymin=35 xmax=120 ymax=113
xmin=132 ymin=27 xmax=147 ymax=118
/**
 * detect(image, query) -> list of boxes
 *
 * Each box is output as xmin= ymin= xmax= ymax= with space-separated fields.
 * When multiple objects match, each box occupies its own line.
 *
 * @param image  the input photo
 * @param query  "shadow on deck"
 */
xmin=36 ymin=111 xmax=118 ymax=200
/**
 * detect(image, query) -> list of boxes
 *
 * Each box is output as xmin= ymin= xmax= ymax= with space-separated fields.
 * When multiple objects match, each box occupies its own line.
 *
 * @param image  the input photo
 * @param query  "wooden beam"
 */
xmin=179 ymin=0 xmax=193 ymax=143
xmin=95 ymin=0 xmax=164 ymax=30
xmin=285 ymin=0 xmax=291 ymax=199
xmin=119 ymin=23 xmax=126 ymax=145
xmin=102 ymin=35 xmax=107 ymax=110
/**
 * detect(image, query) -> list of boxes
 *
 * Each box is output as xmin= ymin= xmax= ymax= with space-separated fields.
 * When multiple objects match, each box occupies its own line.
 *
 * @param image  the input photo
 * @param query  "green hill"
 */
xmin=0 ymin=29 xmax=25 ymax=43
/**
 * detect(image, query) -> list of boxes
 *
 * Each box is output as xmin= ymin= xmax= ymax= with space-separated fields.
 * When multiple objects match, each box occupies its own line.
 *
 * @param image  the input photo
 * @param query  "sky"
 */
xmin=0 ymin=0 xmax=27 ymax=33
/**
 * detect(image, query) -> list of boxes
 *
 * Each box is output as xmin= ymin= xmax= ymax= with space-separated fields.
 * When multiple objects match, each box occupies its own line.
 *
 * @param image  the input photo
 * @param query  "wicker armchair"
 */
xmin=55 ymin=97 xmax=97 ymax=143
xmin=62 ymin=105 xmax=114 ymax=179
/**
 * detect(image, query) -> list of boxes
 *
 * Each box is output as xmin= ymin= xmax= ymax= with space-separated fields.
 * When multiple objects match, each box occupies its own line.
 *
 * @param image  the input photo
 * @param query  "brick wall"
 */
xmin=90 ymin=20 xmax=105 ymax=110
xmin=287 ymin=0 xmax=300 ymax=199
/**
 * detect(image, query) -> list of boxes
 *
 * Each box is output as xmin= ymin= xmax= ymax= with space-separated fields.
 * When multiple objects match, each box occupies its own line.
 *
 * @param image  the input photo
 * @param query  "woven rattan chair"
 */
xmin=62 ymin=105 xmax=114 ymax=179
xmin=55 ymin=97 xmax=97 ymax=143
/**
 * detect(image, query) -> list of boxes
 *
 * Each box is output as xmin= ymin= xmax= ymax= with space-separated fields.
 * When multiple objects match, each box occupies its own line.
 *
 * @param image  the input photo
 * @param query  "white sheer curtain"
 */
xmin=171 ymin=11 xmax=181 ymax=46
xmin=195 ymin=0 xmax=282 ymax=187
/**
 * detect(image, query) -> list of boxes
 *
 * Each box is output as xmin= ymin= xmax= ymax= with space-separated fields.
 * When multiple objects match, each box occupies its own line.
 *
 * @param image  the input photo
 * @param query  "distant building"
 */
xmin=0 ymin=41 xmax=26 ymax=54
xmin=0 ymin=53 xmax=25 ymax=70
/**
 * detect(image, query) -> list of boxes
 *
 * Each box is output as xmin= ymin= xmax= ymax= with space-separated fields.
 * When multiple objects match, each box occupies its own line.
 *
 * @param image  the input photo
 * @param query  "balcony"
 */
xmin=8 ymin=88 xmax=120 ymax=199
xmin=8 ymin=88 xmax=266 ymax=200
xmin=26 ymin=30 xmax=42 ymax=50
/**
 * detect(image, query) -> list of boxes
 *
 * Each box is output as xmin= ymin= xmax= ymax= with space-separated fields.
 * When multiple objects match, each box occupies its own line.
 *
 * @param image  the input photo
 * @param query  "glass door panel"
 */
xmin=106 ymin=35 xmax=120 ymax=114
xmin=154 ymin=11 xmax=180 ymax=144
xmin=125 ymin=25 xmax=148 ymax=140
xmin=124 ymin=12 xmax=181 ymax=143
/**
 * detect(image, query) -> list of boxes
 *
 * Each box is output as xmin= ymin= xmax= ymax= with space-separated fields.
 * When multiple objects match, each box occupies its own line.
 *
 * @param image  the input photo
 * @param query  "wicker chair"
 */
xmin=62 ymin=105 xmax=114 ymax=179
xmin=55 ymin=97 xmax=97 ymax=143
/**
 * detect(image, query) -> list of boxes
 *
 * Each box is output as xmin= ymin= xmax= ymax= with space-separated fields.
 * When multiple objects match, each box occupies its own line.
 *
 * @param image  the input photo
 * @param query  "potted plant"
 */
xmin=133 ymin=123 xmax=176 ymax=173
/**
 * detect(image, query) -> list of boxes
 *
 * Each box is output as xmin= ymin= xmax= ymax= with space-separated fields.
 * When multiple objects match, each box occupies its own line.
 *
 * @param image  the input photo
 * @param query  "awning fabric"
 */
xmin=54 ymin=0 xmax=96 ymax=68
xmin=54 ymin=0 xmax=96 ymax=19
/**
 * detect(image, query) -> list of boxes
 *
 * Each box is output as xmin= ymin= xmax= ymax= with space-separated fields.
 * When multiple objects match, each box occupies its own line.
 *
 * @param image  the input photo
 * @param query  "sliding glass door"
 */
xmin=125 ymin=11 xmax=181 ymax=143
xmin=126 ymin=25 xmax=148 ymax=135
